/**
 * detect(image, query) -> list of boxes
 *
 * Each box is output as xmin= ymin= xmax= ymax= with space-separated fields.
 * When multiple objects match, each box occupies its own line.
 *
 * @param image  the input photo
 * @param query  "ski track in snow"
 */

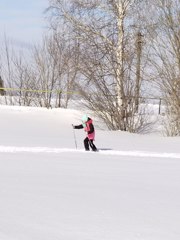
xmin=0 ymin=145 xmax=180 ymax=159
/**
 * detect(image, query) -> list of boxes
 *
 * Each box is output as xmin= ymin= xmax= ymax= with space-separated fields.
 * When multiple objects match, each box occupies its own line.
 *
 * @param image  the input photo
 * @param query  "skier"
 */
xmin=73 ymin=115 xmax=98 ymax=151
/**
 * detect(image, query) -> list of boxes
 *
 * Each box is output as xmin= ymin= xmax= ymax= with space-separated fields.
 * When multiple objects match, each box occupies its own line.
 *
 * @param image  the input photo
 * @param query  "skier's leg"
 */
xmin=89 ymin=140 xmax=97 ymax=151
xmin=84 ymin=137 xmax=90 ymax=151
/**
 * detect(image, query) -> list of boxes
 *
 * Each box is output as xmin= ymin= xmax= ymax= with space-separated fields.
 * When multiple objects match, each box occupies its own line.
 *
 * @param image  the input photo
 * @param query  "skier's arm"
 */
xmin=73 ymin=124 xmax=83 ymax=129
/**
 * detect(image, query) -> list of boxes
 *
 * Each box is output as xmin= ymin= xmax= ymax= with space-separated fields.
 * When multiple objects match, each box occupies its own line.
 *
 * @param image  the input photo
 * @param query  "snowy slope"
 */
xmin=0 ymin=105 xmax=180 ymax=240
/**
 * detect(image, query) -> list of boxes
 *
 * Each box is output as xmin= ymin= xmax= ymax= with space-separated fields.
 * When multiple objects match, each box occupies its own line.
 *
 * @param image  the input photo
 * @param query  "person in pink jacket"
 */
xmin=73 ymin=115 xmax=98 ymax=151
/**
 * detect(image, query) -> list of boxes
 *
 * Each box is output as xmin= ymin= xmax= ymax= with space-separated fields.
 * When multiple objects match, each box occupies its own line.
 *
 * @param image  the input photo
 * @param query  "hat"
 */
xmin=82 ymin=114 xmax=88 ymax=123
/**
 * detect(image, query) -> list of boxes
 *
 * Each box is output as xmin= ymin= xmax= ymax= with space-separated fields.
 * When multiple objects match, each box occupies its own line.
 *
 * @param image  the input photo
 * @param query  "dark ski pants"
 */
xmin=84 ymin=137 xmax=97 ymax=151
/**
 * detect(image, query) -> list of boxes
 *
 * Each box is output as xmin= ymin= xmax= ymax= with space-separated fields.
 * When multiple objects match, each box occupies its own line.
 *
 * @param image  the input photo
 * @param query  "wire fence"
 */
xmin=0 ymin=87 xmax=165 ymax=114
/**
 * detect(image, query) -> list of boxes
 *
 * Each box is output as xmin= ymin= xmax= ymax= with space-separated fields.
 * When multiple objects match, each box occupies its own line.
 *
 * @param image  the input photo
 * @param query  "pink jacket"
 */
xmin=84 ymin=119 xmax=95 ymax=140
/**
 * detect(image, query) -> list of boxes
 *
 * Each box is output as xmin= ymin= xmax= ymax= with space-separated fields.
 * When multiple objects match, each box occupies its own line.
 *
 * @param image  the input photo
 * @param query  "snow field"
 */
xmin=0 ymin=105 xmax=180 ymax=240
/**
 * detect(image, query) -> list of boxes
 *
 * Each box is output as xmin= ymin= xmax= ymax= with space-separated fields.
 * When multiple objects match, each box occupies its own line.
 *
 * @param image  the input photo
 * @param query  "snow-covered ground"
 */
xmin=0 ymin=105 xmax=180 ymax=240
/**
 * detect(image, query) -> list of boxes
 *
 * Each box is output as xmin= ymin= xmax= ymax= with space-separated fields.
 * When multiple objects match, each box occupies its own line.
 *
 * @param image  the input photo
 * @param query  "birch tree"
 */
xmin=47 ymin=0 xmax=148 ymax=131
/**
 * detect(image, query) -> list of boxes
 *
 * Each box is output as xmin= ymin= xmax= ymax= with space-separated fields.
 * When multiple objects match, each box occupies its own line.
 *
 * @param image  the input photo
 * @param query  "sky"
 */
xmin=0 ymin=0 xmax=49 ymax=47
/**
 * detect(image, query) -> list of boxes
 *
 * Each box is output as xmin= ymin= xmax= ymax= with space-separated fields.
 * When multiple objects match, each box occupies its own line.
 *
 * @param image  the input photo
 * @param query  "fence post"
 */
xmin=159 ymin=98 xmax=162 ymax=114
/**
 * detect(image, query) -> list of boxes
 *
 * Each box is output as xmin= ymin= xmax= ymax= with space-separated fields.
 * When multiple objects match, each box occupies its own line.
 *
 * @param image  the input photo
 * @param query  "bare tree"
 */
xmin=51 ymin=28 xmax=80 ymax=108
xmin=33 ymin=36 xmax=60 ymax=108
xmin=47 ymin=0 xmax=149 ymax=132
xmin=148 ymin=0 xmax=180 ymax=136
xmin=0 ymin=76 xmax=5 ymax=96
xmin=0 ymin=37 xmax=36 ymax=106
xmin=32 ymin=29 xmax=79 ymax=108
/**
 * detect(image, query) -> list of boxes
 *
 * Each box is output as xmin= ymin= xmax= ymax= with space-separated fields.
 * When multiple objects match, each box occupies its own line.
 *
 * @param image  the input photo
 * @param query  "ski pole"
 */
xmin=72 ymin=124 xmax=77 ymax=149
